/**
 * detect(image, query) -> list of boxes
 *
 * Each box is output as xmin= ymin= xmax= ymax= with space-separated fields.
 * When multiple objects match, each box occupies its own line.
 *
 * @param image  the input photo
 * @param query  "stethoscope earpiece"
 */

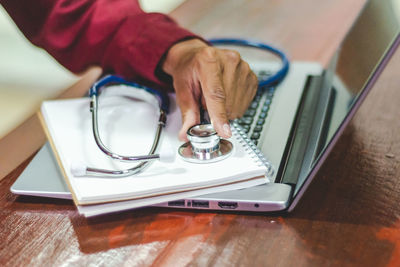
xmin=178 ymin=124 xmax=233 ymax=163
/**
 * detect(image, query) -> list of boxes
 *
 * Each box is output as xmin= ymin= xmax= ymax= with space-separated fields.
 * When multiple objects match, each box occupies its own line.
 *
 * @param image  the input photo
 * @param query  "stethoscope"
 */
xmin=71 ymin=38 xmax=289 ymax=177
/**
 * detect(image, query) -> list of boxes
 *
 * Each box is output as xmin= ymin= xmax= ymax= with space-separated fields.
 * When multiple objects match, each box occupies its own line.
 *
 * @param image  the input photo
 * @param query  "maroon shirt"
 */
xmin=1 ymin=0 xmax=198 ymax=90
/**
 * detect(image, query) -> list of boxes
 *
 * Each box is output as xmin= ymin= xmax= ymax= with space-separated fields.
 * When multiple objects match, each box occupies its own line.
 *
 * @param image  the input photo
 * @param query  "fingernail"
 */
xmin=223 ymin=123 xmax=231 ymax=137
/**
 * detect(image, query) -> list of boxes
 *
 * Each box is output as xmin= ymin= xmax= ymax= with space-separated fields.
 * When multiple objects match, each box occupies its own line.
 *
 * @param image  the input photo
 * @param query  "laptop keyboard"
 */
xmin=235 ymin=70 xmax=276 ymax=145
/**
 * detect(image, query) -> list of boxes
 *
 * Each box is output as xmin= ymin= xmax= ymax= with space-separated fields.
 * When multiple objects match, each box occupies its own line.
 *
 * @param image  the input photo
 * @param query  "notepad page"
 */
xmin=41 ymin=87 xmax=269 ymax=205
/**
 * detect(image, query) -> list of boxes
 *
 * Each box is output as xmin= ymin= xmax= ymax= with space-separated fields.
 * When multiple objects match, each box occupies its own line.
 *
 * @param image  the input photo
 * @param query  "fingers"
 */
xmin=162 ymin=39 xmax=258 ymax=140
xmin=197 ymin=47 xmax=232 ymax=138
xmin=232 ymin=61 xmax=258 ymax=116
xmin=209 ymin=49 xmax=258 ymax=121
xmin=180 ymin=47 xmax=257 ymax=139
xmin=174 ymin=79 xmax=201 ymax=141
xmin=220 ymin=49 xmax=241 ymax=118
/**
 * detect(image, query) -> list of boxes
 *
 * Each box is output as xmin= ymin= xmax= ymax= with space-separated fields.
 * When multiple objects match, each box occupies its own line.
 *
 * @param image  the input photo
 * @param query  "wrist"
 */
xmin=162 ymin=38 xmax=209 ymax=76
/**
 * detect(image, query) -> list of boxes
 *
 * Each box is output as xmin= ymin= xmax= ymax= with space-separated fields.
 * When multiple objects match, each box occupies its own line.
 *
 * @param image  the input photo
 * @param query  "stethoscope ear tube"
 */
xmin=208 ymin=38 xmax=290 ymax=87
xmin=89 ymin=74 xmax=170 ymax=114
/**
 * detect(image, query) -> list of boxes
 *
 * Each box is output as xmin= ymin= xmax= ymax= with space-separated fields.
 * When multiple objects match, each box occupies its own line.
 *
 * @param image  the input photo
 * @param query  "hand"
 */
xmin=162 ymin=39 xmax=258 ymax=141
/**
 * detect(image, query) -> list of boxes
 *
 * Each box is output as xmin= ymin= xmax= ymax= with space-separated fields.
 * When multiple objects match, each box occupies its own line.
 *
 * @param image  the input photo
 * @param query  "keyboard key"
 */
xmin=250 ymin=101 xmax=259 ymax=109
xmin=258 ymin=70 xmax=272 ymax=77
xmin=244 ymin=109 xmax=256 ymax=117
xmin=240 ymin=117 xmax=253 ymax=125
xmin=241 ymin=125 xmax=250 ymax=133
xmin=238 ymin=75 xmax=275 ymax=144
xmin=253 ymin=125 xmax=263 ymax=132
xmin=259 ymin=112 xmax=267 ymax=119
xmin=251 ymin=132 xmax=260 ymax=140
xmin=257 ymin=70 xmax=273 ymax=82
xmin=257 ymin=118 xmax=265 ymax=125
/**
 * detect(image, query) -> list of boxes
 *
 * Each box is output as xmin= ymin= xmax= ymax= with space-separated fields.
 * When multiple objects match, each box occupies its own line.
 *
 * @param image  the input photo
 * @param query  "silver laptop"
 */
xmin=11 ymin=0 xmax=400 ymax=213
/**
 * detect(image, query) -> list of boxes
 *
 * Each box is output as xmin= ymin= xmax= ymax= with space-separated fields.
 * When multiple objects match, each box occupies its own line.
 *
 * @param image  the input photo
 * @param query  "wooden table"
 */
xmin=2 ymin=0 xmax=400 ymax=266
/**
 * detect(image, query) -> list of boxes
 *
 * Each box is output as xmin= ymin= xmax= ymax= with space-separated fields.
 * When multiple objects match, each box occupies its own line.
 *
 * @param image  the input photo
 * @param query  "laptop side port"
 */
xmin=191 ymin=200 xmax=209 ymax=208
xmin=218 ymin=201 xmax=238 ymax=209
xmin=167 ymin=200 xmax=185 ymax=207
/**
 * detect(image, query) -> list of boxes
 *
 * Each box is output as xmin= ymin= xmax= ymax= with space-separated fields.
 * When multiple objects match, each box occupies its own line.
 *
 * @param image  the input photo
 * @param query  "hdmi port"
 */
xmin=218 ymin=201 xmax=238 ymax=209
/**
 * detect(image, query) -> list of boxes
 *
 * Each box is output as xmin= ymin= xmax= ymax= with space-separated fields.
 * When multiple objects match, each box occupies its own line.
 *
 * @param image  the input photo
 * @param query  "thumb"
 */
xmin=174 ymin=80 xmax=201 ymax=141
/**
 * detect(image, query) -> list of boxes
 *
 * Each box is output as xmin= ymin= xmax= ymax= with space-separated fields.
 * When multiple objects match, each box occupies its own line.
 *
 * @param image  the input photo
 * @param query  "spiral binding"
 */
xmin=230 ymin=121 xmax=275 ymax=179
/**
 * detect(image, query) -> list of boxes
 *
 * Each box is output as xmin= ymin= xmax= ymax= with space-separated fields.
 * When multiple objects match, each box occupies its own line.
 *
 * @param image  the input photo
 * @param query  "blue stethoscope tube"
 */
xmin=77 ymin=38 xmax=290 ymax=177
xmin=90 ymin=75 xmax=170 ymax=114
xmin=208 ymin=38 xmax=290 ymax=87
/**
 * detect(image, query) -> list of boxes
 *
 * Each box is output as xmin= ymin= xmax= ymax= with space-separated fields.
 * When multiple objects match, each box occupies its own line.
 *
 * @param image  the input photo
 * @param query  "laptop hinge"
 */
xmin=275 ymin=74 xmax=324 ymax=185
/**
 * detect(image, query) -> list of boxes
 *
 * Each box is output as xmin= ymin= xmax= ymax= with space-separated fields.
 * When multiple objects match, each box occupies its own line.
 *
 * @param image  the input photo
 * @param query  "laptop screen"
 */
xmin=292 ymin=0 xmax=400 ymax=197
xmin=323 ymin=0 xmax=400 ymax=147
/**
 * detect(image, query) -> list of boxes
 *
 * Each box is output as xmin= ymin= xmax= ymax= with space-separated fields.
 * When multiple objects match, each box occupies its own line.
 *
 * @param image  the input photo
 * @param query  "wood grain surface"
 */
xmin=2 ymin=0 xmax=400 ymax=266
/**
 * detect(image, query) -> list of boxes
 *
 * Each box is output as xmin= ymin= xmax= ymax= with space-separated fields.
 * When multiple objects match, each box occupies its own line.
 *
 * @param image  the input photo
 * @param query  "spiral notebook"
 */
xmin=39 ymin=87 xmax=273 ymax=215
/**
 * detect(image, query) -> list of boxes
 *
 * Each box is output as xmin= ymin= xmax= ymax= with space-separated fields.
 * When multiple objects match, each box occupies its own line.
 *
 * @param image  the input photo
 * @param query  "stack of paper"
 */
xmin=40 ymin=86 xmax=269 ymax=216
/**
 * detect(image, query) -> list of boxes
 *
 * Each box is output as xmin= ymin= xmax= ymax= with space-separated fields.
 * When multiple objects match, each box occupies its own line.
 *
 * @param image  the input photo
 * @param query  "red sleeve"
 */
xmin=0 ymin=0 xmax=200 ymax=90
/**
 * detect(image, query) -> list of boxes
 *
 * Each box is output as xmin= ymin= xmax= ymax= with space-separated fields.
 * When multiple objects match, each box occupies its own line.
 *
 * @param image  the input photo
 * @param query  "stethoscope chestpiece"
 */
xmin=178 ymin=124 xmax=233 ymax=163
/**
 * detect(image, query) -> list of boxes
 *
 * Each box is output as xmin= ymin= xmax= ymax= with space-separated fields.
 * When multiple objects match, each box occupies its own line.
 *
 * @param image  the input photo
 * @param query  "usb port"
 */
xmin=191 ymin=200 xmax=209 ymax=208
xmin=168 ymin=200 xmax=185 ymax=207
xmin=218 ymin=202 xmax=238 ymax=209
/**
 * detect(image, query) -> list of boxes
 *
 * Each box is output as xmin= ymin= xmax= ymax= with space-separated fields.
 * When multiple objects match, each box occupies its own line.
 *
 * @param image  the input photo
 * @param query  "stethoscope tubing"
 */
xmin=90 ymin=75 xmax=170 ymax=114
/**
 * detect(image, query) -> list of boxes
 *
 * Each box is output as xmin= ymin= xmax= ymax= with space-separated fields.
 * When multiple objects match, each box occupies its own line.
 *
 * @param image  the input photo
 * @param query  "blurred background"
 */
xmin=0 ymin=0 xmax=184 ymax=139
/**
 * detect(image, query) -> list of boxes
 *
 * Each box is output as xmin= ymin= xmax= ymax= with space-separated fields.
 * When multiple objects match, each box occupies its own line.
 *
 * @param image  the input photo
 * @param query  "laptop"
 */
xmin=11 ymin=0 xmax=400 ymax=214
